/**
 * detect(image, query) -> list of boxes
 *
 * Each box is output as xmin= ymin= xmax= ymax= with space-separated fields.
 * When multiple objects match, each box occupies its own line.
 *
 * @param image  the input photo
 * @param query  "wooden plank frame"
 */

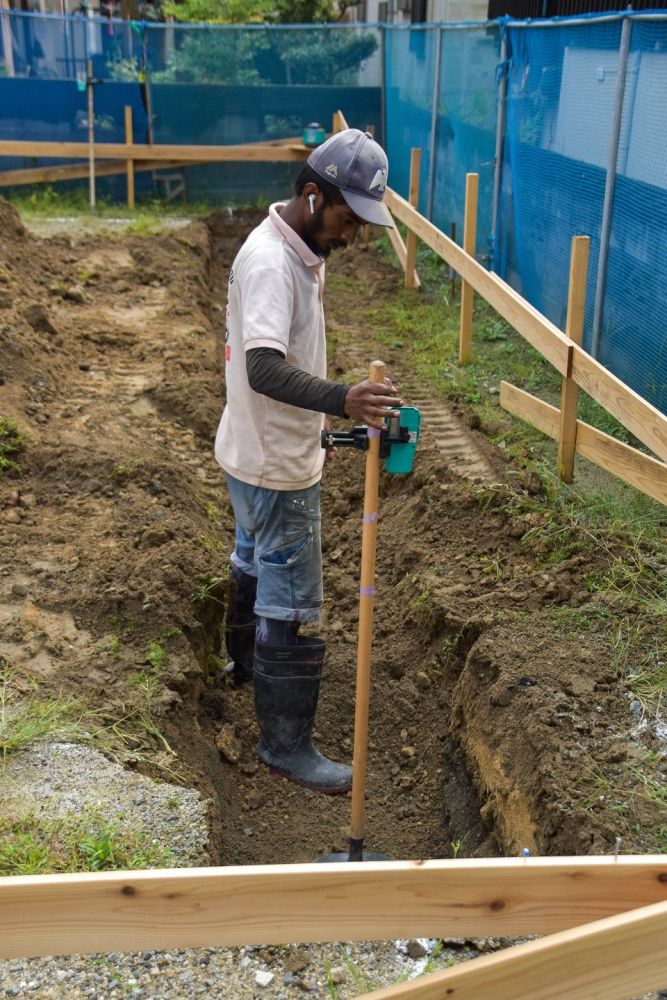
xmin=384 ymin=186 xmax=571 ymax=375
xmin=2 ymin=856 xmax=667 ymax=961
xmin=0 ymin=139 xmax=311 ymax=164
xmin=0 ymin=159 xmax=189 ymax=188
xmin=382 ymin=185 xmax=667 ymax=470
xmin=500 ymin=382 xmax=667 ymax=505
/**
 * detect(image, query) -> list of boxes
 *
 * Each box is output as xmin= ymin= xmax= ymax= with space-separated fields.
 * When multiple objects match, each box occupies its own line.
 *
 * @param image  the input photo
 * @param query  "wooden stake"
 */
xmin=361 ymin=125 xmax=376 ymax=246
xmin=449 ymin=221 xmax=457 ymax=301
xmin=349 ymin=360 xmax=386 ymax=861
xmin=459 ymin=172 xmax=479 ymax=364
xmin=405 ymin=148 xmax=421 ymax=289
xmin=86 ymin=61 xmax=95 ymax=212
xmin=557 ymin=235 xmax=590 ymax=483
xmin=124 ymin=105 xmax=135 ymax=210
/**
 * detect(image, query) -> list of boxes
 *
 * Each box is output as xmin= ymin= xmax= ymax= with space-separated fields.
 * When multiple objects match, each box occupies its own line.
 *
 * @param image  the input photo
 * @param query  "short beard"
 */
xmin=302 ymin=205 xmax=328 ymax=258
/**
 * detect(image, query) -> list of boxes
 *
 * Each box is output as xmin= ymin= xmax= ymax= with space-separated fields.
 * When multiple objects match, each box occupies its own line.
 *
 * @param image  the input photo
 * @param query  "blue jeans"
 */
xmin=224 ymin=473 xmax=323 ymax=623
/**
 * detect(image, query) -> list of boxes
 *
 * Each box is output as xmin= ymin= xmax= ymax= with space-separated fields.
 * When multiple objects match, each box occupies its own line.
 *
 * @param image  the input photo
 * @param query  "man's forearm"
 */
xmin=246 ymin=347 xmax=349 ymax=417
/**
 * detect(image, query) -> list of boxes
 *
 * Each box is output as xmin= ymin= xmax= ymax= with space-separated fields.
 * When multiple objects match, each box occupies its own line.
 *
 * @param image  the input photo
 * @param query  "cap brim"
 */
xmin=341 ymin=189 xmax=394 ymax=228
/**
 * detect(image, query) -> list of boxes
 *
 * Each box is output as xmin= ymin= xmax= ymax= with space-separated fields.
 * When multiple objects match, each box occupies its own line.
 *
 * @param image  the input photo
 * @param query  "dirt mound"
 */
xmin=1 ymin=202 xmax=663 ymax=869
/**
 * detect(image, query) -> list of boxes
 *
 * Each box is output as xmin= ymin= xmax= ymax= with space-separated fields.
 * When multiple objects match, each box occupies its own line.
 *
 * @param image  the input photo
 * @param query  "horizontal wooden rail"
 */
xmin=500 ymin=382 xmax=667 ymax=505
xmin=0 ymin=158 xmax=189 ymax=188
xmin=1 ymin=857 xmax=666 ymax=960
xmin=0 ymin=139 xmax=311 ymax=163
xmin=360 ymin=898 xmax=667 ymax=1000
xmin=384 ymin=187 xmax=571 ymax=374
xmin=571 ymin=344 xmax=667 ymax=465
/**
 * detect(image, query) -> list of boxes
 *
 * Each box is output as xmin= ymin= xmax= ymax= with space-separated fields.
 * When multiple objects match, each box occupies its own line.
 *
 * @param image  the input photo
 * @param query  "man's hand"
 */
xmin=343 ymin=377 xmax=404 ymax=430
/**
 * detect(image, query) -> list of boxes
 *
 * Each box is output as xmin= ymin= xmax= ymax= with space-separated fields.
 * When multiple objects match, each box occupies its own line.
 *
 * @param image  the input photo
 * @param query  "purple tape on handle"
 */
xmin=360 ymin=586 xmax=375 ymax=597
xmin=363 ymin=512 xmax=378 ymax=523
xmin=367 ymin=428 xmax=381 ymax=439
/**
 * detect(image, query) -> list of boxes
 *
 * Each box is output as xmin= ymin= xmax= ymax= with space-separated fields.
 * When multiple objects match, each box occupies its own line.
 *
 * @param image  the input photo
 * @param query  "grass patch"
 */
xmin=9 ymin=186 xmax=214 ymax=221
xmin=0 ymin=810 xmax=173 ymax=875
xmin=0 ymin=665 xmax=86 ymax=766
xmin=0 ymin=418 xmax=26 ymax=476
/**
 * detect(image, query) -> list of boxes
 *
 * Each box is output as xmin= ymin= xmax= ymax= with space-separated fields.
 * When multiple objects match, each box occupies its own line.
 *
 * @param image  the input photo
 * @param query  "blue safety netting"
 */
xmin=385 ymin=23 xmax=501 ymax=257
xmin=603 ymin=18 xmax=667 ymax=411
xmin=496 ymin=14 xmax=667 ymax=413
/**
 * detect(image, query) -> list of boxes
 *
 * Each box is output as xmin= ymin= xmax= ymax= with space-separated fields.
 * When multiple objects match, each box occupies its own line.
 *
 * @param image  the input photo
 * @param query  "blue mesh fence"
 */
xmin=0 ymin=10 xmax=665 ymax=412
xmin=385 ymin=23 xmax=500 ymax=255
xmin=496 ymin=13 xmax=667 ymax=413
xmin=603 ymin=18 xmax=667 ymax=411
xmin=432 ymin=24 xmax=500 ymax=259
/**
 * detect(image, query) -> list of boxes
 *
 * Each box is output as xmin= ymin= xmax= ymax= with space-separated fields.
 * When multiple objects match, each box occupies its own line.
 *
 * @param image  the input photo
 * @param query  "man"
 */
xmin=214 ymin=128 xmax=403 ymax=794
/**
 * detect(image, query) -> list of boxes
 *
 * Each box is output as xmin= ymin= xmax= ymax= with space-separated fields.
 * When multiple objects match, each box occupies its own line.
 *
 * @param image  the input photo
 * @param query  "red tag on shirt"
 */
xmin=225 ymin=345 xmax=231 ymax=362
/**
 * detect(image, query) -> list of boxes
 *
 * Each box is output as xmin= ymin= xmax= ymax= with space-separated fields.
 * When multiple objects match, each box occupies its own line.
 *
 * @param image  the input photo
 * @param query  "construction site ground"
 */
xmin=1 ymin=197 xmax=665 ymax=904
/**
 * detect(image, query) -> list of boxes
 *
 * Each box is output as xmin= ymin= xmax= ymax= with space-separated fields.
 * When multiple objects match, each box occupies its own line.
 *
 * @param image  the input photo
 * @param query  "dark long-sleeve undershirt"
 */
xmin=246 ymin=347 xmax=350 ymax=418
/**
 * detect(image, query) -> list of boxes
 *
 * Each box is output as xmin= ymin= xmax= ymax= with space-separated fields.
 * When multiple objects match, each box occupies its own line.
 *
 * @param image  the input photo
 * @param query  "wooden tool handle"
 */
xmin=349 ymin=360 xmax=385 ymax=856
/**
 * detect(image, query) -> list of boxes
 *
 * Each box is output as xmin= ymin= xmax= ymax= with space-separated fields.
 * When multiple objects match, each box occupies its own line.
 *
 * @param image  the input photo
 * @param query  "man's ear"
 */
xmin=303 ymin=182 xmax=320 ymax=214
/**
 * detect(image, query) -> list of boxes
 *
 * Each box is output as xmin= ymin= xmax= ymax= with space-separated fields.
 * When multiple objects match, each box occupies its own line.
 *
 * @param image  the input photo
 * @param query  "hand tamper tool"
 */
xmin=317 ymin=360 xmax=420 ymax=862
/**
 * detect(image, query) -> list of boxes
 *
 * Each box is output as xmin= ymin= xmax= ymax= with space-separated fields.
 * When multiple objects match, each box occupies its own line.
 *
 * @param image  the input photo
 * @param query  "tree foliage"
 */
xmin=163 ymin=0 xmax=355 ymax=24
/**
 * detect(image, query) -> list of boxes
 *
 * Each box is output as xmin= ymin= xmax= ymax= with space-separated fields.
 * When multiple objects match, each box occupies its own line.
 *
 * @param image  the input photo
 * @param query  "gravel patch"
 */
xmin=1 ymin=742 xmax=210 ymax=866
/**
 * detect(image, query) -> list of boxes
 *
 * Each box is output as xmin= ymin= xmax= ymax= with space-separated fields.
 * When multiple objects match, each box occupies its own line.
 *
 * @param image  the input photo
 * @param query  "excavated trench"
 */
xmin=2 ymin=198 xmax=655 ymax=882
xmin=182 ymin=213 xmax=653 ymax=865
xmin=177 ymin=214 xmax=497 ymax=866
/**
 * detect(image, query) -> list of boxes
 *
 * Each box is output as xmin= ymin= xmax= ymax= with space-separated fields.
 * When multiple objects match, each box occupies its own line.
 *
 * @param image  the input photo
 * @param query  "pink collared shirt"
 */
xmin=214 ymin=204 xmax=327 ymax=491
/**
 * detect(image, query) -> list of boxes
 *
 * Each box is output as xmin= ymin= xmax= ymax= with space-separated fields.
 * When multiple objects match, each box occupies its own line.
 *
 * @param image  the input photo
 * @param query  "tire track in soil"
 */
xmin=331 ymin=343 xmax=500 ymax=486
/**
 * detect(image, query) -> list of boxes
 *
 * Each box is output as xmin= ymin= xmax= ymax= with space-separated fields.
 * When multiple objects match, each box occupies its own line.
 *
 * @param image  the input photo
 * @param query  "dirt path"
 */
xmin=1 ymin=199 xmax=664 ymax=877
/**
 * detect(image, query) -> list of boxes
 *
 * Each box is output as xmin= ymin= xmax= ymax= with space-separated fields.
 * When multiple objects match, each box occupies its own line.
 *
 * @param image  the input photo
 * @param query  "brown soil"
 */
xmin=0 ymin=197 xmax=663 ymax=867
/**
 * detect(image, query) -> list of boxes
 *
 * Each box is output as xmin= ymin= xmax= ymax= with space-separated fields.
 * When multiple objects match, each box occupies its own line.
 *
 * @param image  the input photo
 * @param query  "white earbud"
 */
xmin=308 ymin=193 xmax=316 ymax=215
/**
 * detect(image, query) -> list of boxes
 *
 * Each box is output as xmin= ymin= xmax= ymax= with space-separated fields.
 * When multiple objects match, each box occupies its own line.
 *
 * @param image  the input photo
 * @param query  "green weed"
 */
xmin=0 ymin=418 xmax=26 ymax=476
xmin=104 ymin=634 xmax=123 ymax=660
xmin=192 ymin=572 xmax=228 ymax=605
xmin=0 ymin=810 xmax=173 ymax=876
xmin=145 ymin=641 xmax=167 ymax=670
xmin=0 ymin=664 xmax=85 ymax=766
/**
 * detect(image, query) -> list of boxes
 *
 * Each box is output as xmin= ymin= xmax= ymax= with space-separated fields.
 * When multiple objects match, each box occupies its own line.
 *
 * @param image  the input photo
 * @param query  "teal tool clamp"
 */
xmin=382 ymin=406 xmax=420 ymax=474
xmin=320 ymin=406 xmax=421 ymax=475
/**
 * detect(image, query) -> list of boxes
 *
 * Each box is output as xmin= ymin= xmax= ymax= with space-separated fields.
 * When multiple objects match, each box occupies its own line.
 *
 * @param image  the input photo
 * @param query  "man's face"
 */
xmin=303 ymin=198 xmax=364 ymax=259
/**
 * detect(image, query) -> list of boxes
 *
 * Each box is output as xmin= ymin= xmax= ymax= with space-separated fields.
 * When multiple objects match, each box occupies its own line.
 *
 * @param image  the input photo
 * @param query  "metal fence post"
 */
xmin=1 ymin=0 xmax=15 ymax=77
xmin=491 ymin=31 xmax=508 ymax=271
xmin=426 ymin=26 xmax=443 ymax=222
xmin=380 ymin=24 xmax=387 ymax=151
xmin=590 ymin=13 xmax=633 ymax=360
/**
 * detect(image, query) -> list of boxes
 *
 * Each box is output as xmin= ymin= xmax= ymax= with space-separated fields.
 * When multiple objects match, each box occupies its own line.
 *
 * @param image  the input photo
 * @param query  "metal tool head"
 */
xmin=315 ymin=850 xmax=390 ymax=863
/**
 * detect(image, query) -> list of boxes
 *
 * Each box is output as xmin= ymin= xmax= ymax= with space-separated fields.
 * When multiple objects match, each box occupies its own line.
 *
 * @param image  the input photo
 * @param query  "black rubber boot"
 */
xmin=223 ymin=567 xmax=257 ymax=686
xmin=254 ymin=637 xmax=352 ymax=794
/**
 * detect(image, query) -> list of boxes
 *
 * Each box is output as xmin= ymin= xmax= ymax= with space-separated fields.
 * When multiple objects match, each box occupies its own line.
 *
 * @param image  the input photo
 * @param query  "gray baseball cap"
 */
xmin=307 ymin=128 xmax=393 ymax=228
